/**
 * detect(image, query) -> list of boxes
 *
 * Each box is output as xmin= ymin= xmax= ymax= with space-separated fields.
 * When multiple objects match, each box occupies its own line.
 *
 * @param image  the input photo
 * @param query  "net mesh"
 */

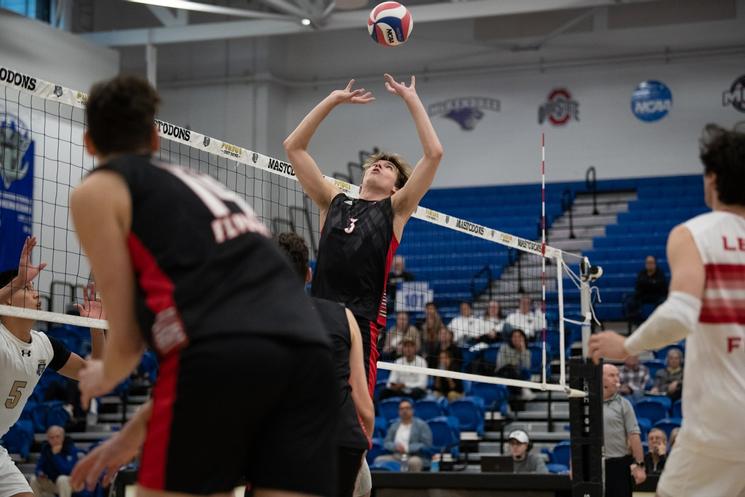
xmin=0 ymin=67 xmax=588 ymax=393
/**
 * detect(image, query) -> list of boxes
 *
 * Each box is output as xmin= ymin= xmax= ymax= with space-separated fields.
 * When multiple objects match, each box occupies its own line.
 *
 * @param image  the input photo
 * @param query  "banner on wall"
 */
xmin=538 ymin=88 xmax=579 ymax=126
xmin=722 ymin=74 xmax=745 ymax=113
xmin=396 ymin=281 xmax=433 ymax=312
xmin=427 ymin=97 xmax=501 ymax=131
xmin=0 ymin=111 xmax=34 ymax=272
xmin=631 ymin=80 xmax=672 ymax=122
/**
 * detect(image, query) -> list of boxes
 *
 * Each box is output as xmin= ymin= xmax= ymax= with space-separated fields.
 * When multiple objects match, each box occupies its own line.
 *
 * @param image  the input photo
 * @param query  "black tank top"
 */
xmin=311 ymin=297 xmax=369 ymax=450
xmin=311 ymin=193 xmax=398 ymax=326
xmin=93 ymin=155 xmax=327 ymax=355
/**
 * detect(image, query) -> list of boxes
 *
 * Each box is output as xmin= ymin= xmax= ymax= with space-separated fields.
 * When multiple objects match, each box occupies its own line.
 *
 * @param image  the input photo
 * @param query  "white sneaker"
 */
xmin=520 ymin=388 xmax=537 ymax=401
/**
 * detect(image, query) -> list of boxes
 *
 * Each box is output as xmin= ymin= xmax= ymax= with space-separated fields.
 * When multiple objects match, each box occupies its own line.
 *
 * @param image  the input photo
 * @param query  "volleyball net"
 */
xmin=0 ymin=66 xmax=596 ymax=396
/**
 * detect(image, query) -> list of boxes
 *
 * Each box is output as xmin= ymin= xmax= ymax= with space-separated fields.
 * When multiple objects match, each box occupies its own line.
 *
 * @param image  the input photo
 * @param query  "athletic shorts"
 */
xmin=337 ymin=447 xmax=365 ymax=497
xmin=0 ymin=445 xmax=32 ymax=497
xmin=657 ymin=438 xmax=745 ymax=497
xmin=354 ymin=315 xmax=381 ymax=396
xmin=138 ymin=335 xmax=338 ymax=495
xmin=354 ymin=457 xmax=371 ymax=497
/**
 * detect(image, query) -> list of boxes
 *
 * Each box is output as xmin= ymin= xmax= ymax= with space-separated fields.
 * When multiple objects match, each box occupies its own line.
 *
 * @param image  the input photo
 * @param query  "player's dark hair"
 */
xmin=277 ymin=232 xmax=309 ymax=282
xmin=700 ymin=124 xmax=745 ymax=206
xmin=86 ymin=75 xmax=160 ymax=156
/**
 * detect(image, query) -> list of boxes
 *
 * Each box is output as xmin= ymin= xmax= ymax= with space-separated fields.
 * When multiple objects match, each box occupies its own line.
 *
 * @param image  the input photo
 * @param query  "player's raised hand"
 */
xmin=13 ymin=236 xmax=46 ymax=289
xmin=588 ymin=331 xmax=630 ymax=364
xmin=384 ymin=74 xmax=417 ymax=101
xmin=74 ymin=282 xmax=105 ymax=320
xmin=331 ymin=79 xmax=375 ymax=105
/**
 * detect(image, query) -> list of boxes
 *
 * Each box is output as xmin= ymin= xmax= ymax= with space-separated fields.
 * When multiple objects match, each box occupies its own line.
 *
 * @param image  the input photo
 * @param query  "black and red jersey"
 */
xmin=93 ymin=155 xmax=326 ymax=355
xmin=311 ymin=193 xmax=398 ymax=327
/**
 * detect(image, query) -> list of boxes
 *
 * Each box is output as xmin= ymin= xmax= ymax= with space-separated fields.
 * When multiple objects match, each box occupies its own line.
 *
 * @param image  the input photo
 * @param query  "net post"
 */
xmin=569 ymin=358 xmax=604 ymax=497
xmin=580 ymin=256 xmax=593 ymax=359
xmin=556 ymin=254 xmax=566 ymax=386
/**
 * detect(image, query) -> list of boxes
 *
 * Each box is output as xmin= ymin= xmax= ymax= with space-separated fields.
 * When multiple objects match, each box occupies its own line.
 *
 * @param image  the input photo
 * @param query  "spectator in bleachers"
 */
xmin=432 ymin=350 xmax=464 ymax=402
xmin=644 ymin=428 xmax=668 ymax=476
xmin=375 ymin=399 xmax=433 ymax=472
xmin=30 ymin=426 xmax=78 ymax=497
xmin=448 ymin=301 xmax=488 ymax=345
xmin=478 ymin=300 xmax=511 ymax=343
xmin=504 ymin=294 xmax=545 ymax=340
xmin=381 ymin=311 xmax=420 ymax=360
xmin=381 ymin=337 xmax=428 ymax=400
xmin=432 ymin=325 xmax=462 ymax=371
xmin=386 ymin=255 xmax=415 ymax=314
xmin=602 ymin=364 xmax=646 ymax=497
xmin=508 ymin=430 xmax=548 ymax=474
xmin=618 ymin=355 xmax=650 ymax=400
xmin=635 ymin=255 xmax=668 ymax=306
xmin=419 ymin=302 xmax=443 ymax=362
xmin=496 ymin=329 xmax=534 ymax=401
xmin=650 ymin=348 xmax=684 ymax=401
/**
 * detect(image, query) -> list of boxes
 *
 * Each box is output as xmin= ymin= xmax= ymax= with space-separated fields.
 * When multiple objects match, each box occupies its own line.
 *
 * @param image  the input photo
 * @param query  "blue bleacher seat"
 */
xmin=469 ymin=383 xmax=508 ymax=412
xmin=642 ymin=360 xmax=666 ymax=381
xmin=637 ymin=417 xmax=652 ymax=442
xmin=374 ymin=417 xmax=388 ymax=439
xmin=551 ymin=441 xmax=571 ymax=467
xmin=367 ymin=438 xmax=386 ymax=464
xmin=370 ymin=460 xmax=400 ymax=472
xmin=377 ymin=368 xmax=391 ymax=383
xmin=379 ymin=398 xmax=408 ymax=422
xmin=653 ymin=418 xmax=682 ymax=439
xmin=547 ymin=463 xmax=569 ymax=474
xmin=448 ymin=398 xmax=484 ymax=436
xmin=1 ymin=420 xmax=34 ymax=459
xmin=634 ymin=399 xmax=668 ymax=425
xmin=414 ymin=399 xmax=446 ymax=421
xmin=671 ymin=399 xmax=682 ymax=419
xmin=427 ymin=416 xmax=460 ymax=458
xmin=643 ymin=395 xmax=671 ymax=411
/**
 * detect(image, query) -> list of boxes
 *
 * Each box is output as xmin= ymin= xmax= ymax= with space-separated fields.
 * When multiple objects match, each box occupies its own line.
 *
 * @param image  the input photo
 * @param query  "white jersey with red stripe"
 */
xmin=680 ymin=210 xmax=745 ymax=461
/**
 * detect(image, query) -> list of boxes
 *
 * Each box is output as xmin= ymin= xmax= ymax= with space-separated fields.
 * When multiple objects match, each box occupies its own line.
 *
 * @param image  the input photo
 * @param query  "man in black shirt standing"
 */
xmin=68 ymin=75 xmax=337 ymax=497
xmin=284 ymin=74 xmax=444 ymax=395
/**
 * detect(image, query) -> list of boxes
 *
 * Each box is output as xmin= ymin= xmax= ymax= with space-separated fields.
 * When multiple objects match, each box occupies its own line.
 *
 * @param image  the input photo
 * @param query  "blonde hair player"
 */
xmin=284 ymin=74 xmax=444 ymax=397
xmin=590 ymin=124 xmax=745 ymax=497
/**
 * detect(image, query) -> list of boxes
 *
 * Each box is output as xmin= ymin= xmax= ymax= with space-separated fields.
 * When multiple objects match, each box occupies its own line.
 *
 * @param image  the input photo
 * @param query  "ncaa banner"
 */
xmin=0 ymin=111 xmax=34 ymax=272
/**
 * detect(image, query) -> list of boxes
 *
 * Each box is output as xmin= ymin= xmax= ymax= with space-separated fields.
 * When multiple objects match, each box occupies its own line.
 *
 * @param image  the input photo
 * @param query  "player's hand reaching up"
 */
xmin=12 ymin=236 xmax=46 ymax=289
xmin=384 ymin=73 xmax=417 ymax=101
xmin=588 ymin=331 xmax=630 ymax=364
xmin=331 ymin=79 xmax=375 ymax=105
xmin=74 ymin=282 xmax=105 ymax=320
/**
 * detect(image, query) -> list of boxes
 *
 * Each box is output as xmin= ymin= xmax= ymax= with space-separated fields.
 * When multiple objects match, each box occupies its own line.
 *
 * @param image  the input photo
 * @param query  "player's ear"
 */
xmin=83 ymin=131 xmax=97 ymax=157
xmin=305 ymin=267 xmax=312 ymax=285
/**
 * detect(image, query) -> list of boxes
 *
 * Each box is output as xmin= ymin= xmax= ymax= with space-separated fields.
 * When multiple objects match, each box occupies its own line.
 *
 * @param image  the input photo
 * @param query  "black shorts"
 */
xmin=354 ymin=315 xmax=381 ymax=397
xmin=138 ymin=335 xmax=338 ymax=495
xmin=337 ymin=447 xmax=365 ymax=497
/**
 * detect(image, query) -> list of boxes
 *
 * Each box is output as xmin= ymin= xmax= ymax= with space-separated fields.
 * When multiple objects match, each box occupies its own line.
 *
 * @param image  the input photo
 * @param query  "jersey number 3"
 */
xmin=5 ymin=381 xmax=27 ymax=409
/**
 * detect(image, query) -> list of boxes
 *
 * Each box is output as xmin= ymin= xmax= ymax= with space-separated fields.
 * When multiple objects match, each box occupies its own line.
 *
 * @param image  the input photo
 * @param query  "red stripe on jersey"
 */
xmin=706 ymin=264 xmax=745 ymax=289
xmin=700 ymin=296 xmax=745 ymax=324
xmin=368 ymin=235 xmax=399 ymax=395
xmin=138 ymin=349 xmax=180 ymax=490
xmin=128 ymin=234 xmax=188 ymax=354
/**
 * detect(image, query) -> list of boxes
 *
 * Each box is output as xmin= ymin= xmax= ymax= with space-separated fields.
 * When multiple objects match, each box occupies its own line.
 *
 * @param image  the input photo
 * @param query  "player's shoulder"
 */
xmin=30 ymin=330 xmax=53 ymax=352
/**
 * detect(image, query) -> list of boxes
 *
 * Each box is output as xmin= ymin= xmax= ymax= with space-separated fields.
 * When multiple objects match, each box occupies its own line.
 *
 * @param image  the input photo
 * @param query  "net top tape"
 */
xmin=0 ymin=65 xmax=574 ymax=260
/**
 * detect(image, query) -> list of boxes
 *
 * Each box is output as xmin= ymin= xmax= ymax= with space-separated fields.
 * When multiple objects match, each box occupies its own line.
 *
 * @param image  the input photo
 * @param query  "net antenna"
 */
xmin=0 ymin=68 xmax=599 ymax=397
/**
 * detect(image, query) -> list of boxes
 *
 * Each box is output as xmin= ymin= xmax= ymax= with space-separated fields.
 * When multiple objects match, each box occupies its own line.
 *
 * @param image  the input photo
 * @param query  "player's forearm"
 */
xmin=89 ymin=328 xmax=105 ymax=360
xmin=624 ymin=292 xmax=699 ymax=355
xmin=283 ymin=94 xmax=338 ymax=152
xmin=403 ymin=94 xmax=443 ymax=160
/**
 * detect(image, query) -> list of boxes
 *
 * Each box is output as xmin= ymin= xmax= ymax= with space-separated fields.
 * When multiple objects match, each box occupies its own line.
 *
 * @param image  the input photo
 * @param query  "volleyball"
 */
xmin=367 ymin=2 xmax=413 ymax=47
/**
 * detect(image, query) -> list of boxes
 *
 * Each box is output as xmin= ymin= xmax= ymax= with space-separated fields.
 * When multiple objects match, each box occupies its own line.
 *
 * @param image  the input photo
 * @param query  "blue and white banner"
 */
xmin=396 ymin=281 xmax=434 ymax=312
xmin=0 ymin=111 xmax=34 ymax=272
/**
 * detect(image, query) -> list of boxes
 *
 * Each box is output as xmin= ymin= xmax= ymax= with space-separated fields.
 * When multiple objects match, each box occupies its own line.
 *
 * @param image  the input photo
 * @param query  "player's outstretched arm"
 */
xmin=387 ymin=74 xmax=444 ymax=221
xmin=283 ymin=80 xmax=373 ymax=211
xmin=347 ymin=309 xmax=374 ymax=439
xmin=589 ymin=225 xmax=705 ymax=362
xmin=70 ymin=171 xmax=145 ymax=404
xmin=71 ymin=400 xmax=152 ymax=491
xmin=74 ymin=281 xmax=106 ymax=359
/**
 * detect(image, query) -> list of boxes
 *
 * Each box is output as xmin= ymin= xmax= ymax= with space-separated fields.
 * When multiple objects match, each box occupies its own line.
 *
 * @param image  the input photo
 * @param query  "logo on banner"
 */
xmin=53 ymin=85 xmax=63 ymax=98
xmin=631 ymin=80 xmax=672 ymax=122
xmin=203 ymin=136 xmax=210 ymax=147
xmin=722 ymin=74 xmax=745 ymax=113
xmin=0 ymin=113 xmax=33 ymax=189
xmin=538 ymin=88 xmax=579 ymax=126
xmin=221 ymin=143 xmax=242 ymax=159
xmin=251 ymin=152 xmax=259 ymax=164
xmin=427 ymin=97 xmax=500 ymax=131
